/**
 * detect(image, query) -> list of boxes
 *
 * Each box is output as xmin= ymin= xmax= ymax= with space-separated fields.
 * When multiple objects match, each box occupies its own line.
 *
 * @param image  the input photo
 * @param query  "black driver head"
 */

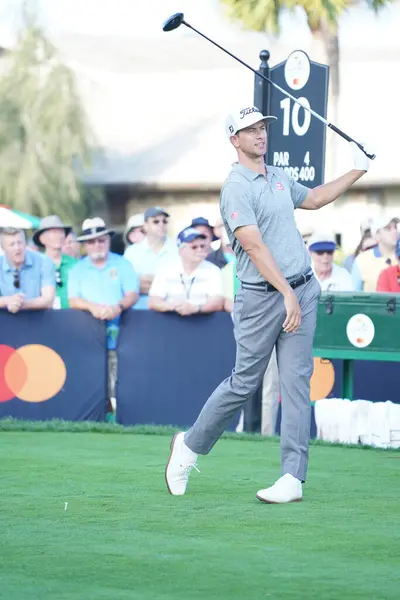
xmin=162 ymin=12 xmax=185 ymax=32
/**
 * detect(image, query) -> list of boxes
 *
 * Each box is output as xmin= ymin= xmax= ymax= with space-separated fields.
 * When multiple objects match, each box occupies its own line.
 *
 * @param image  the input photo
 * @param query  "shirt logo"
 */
xmin=109 ymin=268 xmax=118 ymax=279
xmin=276 ymin=182 xmax=284 ymax=191
xmin=231 ymin=210 xmax=238 ymax=220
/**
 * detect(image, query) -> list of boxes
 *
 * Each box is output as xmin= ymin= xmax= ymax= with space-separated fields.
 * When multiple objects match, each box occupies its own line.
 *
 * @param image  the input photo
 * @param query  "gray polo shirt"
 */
xmin=220 ymin=163 xmax=311 ymax=284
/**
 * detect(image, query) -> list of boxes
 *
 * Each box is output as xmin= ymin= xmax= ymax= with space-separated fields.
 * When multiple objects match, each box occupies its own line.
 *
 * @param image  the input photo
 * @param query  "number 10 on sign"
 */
xmin=280 ymin=97 xmax=311 ymax=137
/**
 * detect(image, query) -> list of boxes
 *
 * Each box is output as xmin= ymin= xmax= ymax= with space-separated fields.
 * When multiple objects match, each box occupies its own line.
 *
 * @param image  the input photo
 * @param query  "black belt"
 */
xmin=241 ymin=271 xmax=313 ymax=293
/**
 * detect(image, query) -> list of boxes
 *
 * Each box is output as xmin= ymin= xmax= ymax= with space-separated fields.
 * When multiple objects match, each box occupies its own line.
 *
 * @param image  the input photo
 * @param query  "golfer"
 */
xmin=166 ymin=105 xmax=371 ymax=503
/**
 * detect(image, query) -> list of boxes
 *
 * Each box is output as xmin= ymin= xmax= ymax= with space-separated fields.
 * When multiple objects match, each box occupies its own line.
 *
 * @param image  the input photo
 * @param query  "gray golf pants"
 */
xmin=184 ymin=275 xmax=321 ymax=482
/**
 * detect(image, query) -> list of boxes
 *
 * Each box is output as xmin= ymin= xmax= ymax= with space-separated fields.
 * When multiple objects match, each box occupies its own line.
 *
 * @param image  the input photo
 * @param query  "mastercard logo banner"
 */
xmin=0 ymin=344 xmax=67 ymax=403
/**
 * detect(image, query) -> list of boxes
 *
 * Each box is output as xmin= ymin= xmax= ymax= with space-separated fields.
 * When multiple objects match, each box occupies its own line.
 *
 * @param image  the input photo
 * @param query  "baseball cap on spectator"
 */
xmin=144 ymin=206 xmax=169 ymax=221
xmin=77 ymin=217 xmax=114 ymax=242
xmin=308 ymin=231 xmax=337 ymax=253
xmin=124 ymin=213 xmax=144 ymax=244
xmin=370 ymin=216 xmax=394 ymax=238
xmin=190 ymin=217 xmax=218 ymax=242
xmin=176 ymin=227 xmax=206 ymax=247
xmin=33 ymin=215 xmax=72 ymax=248
xmin=226 ymin=105 xmax=277 ymax=138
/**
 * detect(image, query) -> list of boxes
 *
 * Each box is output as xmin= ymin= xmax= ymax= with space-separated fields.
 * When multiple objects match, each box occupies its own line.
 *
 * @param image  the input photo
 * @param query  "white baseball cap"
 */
xmin=370 ymin=216 xmax=395 ymax=237
xmin=225 ymin=105 xmax=277 ymax=138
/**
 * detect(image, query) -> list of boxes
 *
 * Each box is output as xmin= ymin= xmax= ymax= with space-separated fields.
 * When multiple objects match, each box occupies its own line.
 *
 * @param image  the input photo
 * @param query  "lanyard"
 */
xmin=180 ymin=274 xmax=195 ymax=299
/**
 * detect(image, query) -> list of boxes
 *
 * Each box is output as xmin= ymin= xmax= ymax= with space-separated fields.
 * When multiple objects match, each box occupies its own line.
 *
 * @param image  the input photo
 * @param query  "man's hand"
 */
xmin=350 ymin=142 xmax=371 ymax=172
xmin=6 ymin=293 xmax=24 ymax=314
xmin=91 ymin=304 xmax=122 ymax=320
xmin=89 ymin=304 xmax=109 ymax=320
xmin=102 ymin=305 xmax=122 ymax=321
xmin=175 ymin=302 xmax=199 ymax=316
xmin=282 ymin=290 xmax=301 ymax=333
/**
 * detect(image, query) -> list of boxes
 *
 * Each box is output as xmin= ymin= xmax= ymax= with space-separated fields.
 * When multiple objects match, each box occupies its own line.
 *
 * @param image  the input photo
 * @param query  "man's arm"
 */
xmin=118 ymin=259 xmax=140 ymax=309
xmin=148 ymin=270 xmax=169 ymax=312
xmin=21 ymin=254 xmax=56 ymax=309
xmin=148 ymin=296 xmax=174 ymax=312
xmin=0 ymin=296 xmax=12 ymax=308
xmin=119 ymin=291 xmax=138 ymax=310
xmin=21 ymin=286 xmax=55 ymax=310
xmin=221 ymin=183 xmax=300 ymax=332
xmin=299 ymin=143 xmax=370 ymax=210
xmin=198 ymin=296 xmax=224 ymax=313
xmin=69 ymin=297 xmax=98 ymax=312
xmin=139 ymin=275 xmax=154 ymax=294
xmin=234 ymin=225 xmax=301 ymax=333
xmin=199 ymin=267 xmax=225 ymax=313
xmin=300 ymin=170 xmax=365 ymax=210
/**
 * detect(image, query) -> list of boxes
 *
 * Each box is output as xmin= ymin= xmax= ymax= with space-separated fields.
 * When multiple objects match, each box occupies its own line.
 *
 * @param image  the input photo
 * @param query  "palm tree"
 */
xmin=0 ymin=10 xmax=103 ymax=224
xmin=221 ymin=0 xmax=392 ymax=144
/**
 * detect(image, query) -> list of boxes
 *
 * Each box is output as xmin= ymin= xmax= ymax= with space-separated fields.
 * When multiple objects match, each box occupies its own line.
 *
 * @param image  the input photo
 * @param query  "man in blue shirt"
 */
xmin=0 ymin=227 xmax=55 ymax=312
xmin=68 ymin=217 xmax=140 ymax=348
xmin=124 ymin=206 xmax=178 ymax=309
xmin=68 ymin=218 xmax=140 ymax=419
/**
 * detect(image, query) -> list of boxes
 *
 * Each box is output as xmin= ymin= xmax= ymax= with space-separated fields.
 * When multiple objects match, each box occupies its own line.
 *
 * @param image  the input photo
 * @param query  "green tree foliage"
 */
xmin=0 ymin=12 xmax=102 ymax=224
xmin=221 ymin=0 xmax=393 ymax=98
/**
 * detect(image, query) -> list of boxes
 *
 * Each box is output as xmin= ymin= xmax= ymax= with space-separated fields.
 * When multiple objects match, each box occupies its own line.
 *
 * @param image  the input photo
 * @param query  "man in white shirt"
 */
xmin=148 ymin=227 xmax=224 ymax=316
xmin=124 ymin=206 xmax=178 ymax=309
xmin=308 ymin=231 xmax=354 ymax=291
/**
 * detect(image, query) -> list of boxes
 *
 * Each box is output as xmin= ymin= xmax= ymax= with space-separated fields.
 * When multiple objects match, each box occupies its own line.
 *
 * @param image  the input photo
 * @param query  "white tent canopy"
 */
xmin=0 ymin=207 xmax=32 ymax=229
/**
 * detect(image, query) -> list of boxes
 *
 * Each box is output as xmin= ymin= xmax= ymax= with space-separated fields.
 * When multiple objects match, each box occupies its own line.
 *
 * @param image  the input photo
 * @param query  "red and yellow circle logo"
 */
xmin=0 ymin=344 xmax=66 ymax=403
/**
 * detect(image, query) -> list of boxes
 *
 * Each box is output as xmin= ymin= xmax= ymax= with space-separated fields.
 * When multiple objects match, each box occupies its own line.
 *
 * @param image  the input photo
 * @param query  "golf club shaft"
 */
xmin=184 ymin=21 xmax=375 ymax=160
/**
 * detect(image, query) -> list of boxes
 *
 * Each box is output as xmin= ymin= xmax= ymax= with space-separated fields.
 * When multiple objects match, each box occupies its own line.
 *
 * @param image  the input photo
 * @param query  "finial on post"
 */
xmin=259 ymin=50 xmax=270 ymax=66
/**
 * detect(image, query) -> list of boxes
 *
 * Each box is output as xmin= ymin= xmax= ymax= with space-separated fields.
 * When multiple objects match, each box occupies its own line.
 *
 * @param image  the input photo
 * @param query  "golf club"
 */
xmin=163 ymin=12 xmax=375 ymax=160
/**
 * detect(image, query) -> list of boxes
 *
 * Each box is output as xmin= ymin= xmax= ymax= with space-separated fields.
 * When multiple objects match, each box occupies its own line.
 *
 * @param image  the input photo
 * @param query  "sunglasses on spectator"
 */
xmin=56 ymin=268 xmax=63 ymax=288
xmin=315 ymin=250 xmax=334 ymax=256
xmin=13 ymin=270 xmax=20 ymax=289
xmin=151 ymin=218 xmax=168 ymax=225
xmin=191 ymin=243 xmax=207 ymax=250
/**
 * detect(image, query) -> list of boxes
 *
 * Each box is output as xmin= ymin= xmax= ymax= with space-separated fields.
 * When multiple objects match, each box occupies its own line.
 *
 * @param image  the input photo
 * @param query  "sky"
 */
xmin=0 ymin=0 xmax=399 ymax=47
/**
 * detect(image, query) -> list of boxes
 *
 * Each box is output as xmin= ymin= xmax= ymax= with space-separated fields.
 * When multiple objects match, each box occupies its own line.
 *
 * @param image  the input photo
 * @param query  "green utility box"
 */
xmin=313 ymin=292 xmax=400 ymax=399
xmin=314 ymin=292 xmax=400 ymax=360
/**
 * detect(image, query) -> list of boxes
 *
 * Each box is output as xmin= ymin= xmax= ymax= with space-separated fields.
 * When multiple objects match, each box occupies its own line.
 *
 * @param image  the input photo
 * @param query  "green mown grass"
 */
xmin=0 ymin=424 xmax=399 ymax=600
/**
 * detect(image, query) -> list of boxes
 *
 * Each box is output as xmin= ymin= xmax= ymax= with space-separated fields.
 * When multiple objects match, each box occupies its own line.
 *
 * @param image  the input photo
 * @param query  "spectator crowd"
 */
xmin=0 ymin=207 xmax=399 ymax=424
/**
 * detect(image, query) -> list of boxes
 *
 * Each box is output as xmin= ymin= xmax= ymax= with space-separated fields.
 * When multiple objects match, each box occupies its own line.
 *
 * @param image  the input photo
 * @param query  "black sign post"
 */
xmin=267 ymin=50 xmax=329 ymax=188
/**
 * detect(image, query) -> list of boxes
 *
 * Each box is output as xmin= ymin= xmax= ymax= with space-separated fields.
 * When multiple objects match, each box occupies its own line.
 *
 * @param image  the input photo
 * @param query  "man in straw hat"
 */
xmin=68 ymin=217 xmax=140 ymax=418
xmin=33 ymin=215 xmax=78 ymax=309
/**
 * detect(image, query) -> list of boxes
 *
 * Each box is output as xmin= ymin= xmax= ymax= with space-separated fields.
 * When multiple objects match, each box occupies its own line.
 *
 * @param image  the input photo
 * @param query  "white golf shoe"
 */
xmin=165 ymin=432 xmax=199 ymax=495
xmin=256 ymin=473 xmax=303 ymax=504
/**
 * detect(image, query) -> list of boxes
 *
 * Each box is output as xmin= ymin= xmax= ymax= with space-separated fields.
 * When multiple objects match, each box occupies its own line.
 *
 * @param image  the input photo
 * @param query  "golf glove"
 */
xmin=350 ymin=141 xmax=371 ymax=172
